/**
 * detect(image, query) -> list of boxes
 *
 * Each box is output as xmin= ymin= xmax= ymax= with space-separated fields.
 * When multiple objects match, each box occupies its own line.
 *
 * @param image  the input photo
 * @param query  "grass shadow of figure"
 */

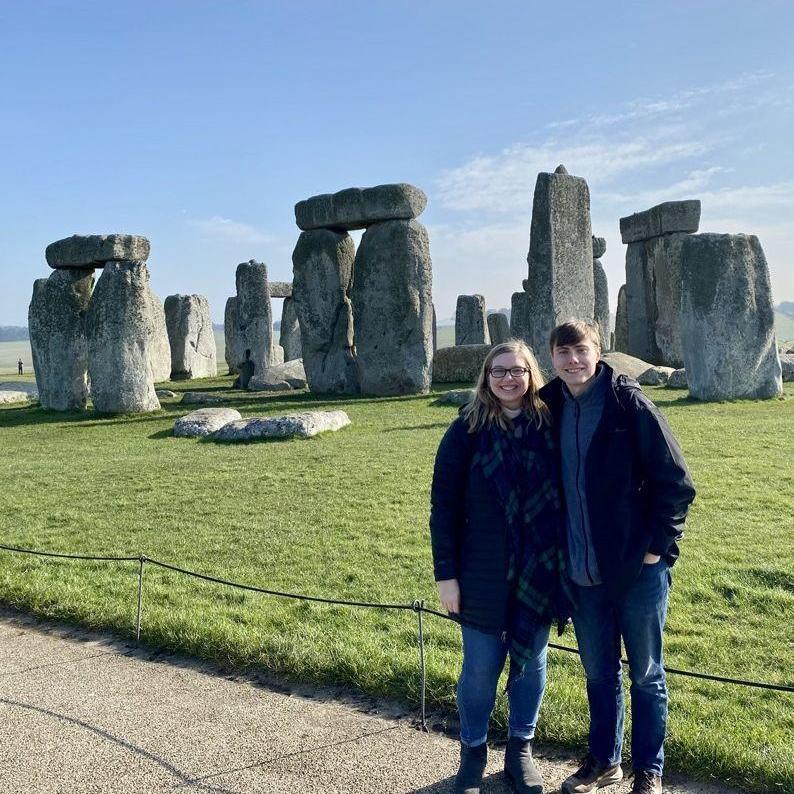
xmin=408 ymin=771 xmax=512 ymax=792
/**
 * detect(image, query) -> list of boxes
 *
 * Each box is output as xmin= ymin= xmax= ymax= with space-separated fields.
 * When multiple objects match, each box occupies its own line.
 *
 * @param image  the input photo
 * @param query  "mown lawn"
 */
xmin=0 ymin=376 xmax=792 ymax=792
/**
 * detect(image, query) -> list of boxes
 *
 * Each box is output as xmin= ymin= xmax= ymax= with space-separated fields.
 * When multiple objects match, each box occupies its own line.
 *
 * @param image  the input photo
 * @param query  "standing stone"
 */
xmin=455 ymin=295 xmax=490 ymax=346
xmin=352 ymin=219 xmax=433 ymax=395
xmin=510 ymin=291 xmax=530 ymax=345
xmin=224 ymin=297 xmax=239 ymax=374
xmin=526 ymin=165 xmax=594 ymax=369
xmin=593 ymin=258 xmax=610 ymax=352
xmin=680 ymin=233 xmax=782 ymax=400
xmin=646 ymin=233 xmax=687 ymax=367
xmin=145 ymin=288 xmax=172 ymax=382
xmin=487 ymin=312 xmax=510 ymax=345
xmin=432 ymin=304 xmax=438 ymax=353
xmin=28 ymin=268 xmax=94 ymax=411
xmin=292 ymin=229 xmax=358 ymax=393
xmin=614 ymin=285 xmax=629 ymax=353
xmin=86 ymin=261 xmax=161 ymax=413
xmin=624 ymin=241 xmax=657 ymax=362
xmin=236 ymin=260 xmax=279 ymax=377
xmin=280 ymin=296 xmax=302 ymax=362
xmin=164 ymin=294 xmax=217 ymax=379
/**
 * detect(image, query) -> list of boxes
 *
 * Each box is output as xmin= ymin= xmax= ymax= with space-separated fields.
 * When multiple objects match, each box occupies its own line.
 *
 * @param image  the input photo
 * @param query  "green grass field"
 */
xmin=0 ymin=374 xmax=792 ymax=792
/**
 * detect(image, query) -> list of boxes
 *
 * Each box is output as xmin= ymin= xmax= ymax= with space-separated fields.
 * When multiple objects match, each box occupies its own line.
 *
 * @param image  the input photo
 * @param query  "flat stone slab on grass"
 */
xmin=213 ymin=410 xmax=350 ymax=441
xmin=249 ymin=360 xmax=307 ymax=391
xmin=0 ymin=390 xmax=35 ymax=404
xmin=667 ymin=368 xmax=689 ymax=389
xmin=295 ymin=183 xmax=427 ymax=231
xmin=638 ymin=366 xmax=675 ymax=386
xmin=46 ymin=234 xmax=151 ymax=268
xmin=174 ymin=407 xmax=242 ymax=438
xmin=156 ymin=389 xmax=177 ymax=398
xmin=601 ymin=352 xmax=656 ymax=380
xmin=780 ymin=353 xmax=794 ymax=382
xmin=433 ymin=388 xmax=475 ymax=407
xmin=181 ymin=391 xmax=226 ymax=405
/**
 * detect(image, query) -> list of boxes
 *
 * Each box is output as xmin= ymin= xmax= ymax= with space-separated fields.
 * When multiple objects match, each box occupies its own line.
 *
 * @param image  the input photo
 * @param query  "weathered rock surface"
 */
xmin=614 ymin=285 xmax=628 ymax=353
xmin=0 ymin=382 xmax=38 ymax=399
xmin=279 ymin=297 xmax=302 ymax=362
xmin=156 ymin=389 xmax=176 ymax=398
xmin=181 ymin=391 xmax=226 ymax=405
xmin=433 ymin=344 xmax=491 ymax=383
xmin=593 ymin=259 xmax=610 ymax=352
xmin=667 ymin=368 xmax=688 ymax=389
xmin=487 ymin=312 xmax=510 ymax=345
xmin=624 ymin=241 xmax=656 ymax=362
xmin=620 ymin=200 xmax=700 ymax=244
xmin=601 ymin=351 xmax=655 ymax=380
xmin=269 ymin=281 xmax=292 ymax=299
xmin=592 ymin=236 xmax=607 ymax=259
xmin=455 ymin=295 xmax=489 ymax=346
xmin=248 ymin=359 xmax=307 ymax=391
xmin=295 ymin=184 xmax=427 ymax=231
xmin=0 ymin=390 xmax=35 ymax=404
xmin=28 ymin=268 xmax=94 ymax=411
xmin=681 ymin=233 xmax=782 ymax=400
xmin=236 ymin=260 xmax=279 ymax=376
xmin=778 ymin=353 xmax=793 ymax=382
xmin=292 ymin=229 xmax=359 ymax=394
xmin=638 ymin=366 xmax=675 ymax=386
xmin=86 ymin=261 xmax=161 ymax=413
xmin=510 ymin=291 xmax=530 ymax=345
xmin=212 ymin=410 xmax=351 ymax=441
xmin=646 ymin=233 xmax=687 ymax=367
xmin=46 ymin=234 xmax=150 ymax=269
xmin=145 ymin=288 xmax=172 ymax=382
xmin=526 ymin=166 xmax=594 ymax=369
xmin=164 ymin=294 xmax=217 ymax=380
xmin=174 ymin=407 xmax=242 ymax=438
xmin=352 ymin=219 xmax=433 ymax=395
xmin=224 ymin=297 xmax=239 ymax=374
xmin=434 ymin=388 xmax=475 ymax=407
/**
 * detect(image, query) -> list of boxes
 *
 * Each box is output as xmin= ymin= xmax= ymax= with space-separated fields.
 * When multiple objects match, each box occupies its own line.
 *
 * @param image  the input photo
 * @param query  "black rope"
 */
xmin=1 ymin=543 xmax=792 ymax=694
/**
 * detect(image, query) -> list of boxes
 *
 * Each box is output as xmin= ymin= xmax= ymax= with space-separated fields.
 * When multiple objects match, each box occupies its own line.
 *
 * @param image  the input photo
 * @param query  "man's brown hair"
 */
xmin=549 ymin=320 xmax=602 ymax=353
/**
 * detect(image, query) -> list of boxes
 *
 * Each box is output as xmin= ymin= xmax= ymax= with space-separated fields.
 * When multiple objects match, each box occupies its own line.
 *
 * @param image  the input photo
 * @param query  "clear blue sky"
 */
xmin=1 ymin=1 xmax=792 ymax=325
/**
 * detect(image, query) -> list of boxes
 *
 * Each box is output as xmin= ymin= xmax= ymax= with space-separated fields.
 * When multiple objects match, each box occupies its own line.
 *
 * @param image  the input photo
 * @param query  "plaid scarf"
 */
xmin=472 ymin=413 xmax=565 ymax=671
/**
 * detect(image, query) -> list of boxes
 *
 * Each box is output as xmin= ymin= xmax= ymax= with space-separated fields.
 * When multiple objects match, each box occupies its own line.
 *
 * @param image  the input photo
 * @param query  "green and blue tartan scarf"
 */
xmin=472 ymin=413 xmax=565 ymax=672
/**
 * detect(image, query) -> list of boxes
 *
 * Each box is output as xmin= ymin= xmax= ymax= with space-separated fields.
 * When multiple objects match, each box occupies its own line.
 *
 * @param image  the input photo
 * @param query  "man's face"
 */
xmin=551 ymin=338 xmax=600 ymax=393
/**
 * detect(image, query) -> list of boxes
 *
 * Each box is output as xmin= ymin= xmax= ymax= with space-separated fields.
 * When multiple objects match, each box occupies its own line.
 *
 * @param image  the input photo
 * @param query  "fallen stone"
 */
xmin=593 ymin=259 xmax=610 ymax=352
xmin=224 ymin=297 xmax=239 ymax=375
xmin=86 ymin=261 xmax=160 ymax=414
xmin=778 ymin=353 xmax=794 ymax=382
xmin=667 ymin=368 xmax=688 ymax=389
xmin=0 ymin=381 xmax=38 ymax=398
xmin=638 ymin=366 xmax=675 ymax=386
xmin=181 ymin=391 xmax=226 ymax=405
xmin=455 ymin=295 xmax=489 ymax=346
xmin=295 ymin=183 xmax=427 ymax=231
xmin=681 ymin=233 xmax=782 ymax=400
xmin=164 ymin=294 xmax=217 ymax=380
xmin=526 ymin=166 xmax=594 ymax=370
xmin=156 ymin=389 xmax=176 ymax=398
xmin=212 ymin=410 xmax=351 ymax=441
xmin=46 ymin=234 xmax=150 ymax=268
xmin=269 ymin=281 xmax=292 ymax=299
xmin=248 ymin=360 xmax=307 ymax=391
xmin=0 ymin=390 xmax=35 ymax=404
xmin=487 ymin=312 xmax=510 ymax=346
xmin=292 ymin=229 xmax=359 ymax=394
xmin=601 ymin=352 xmax=655 ymax=380
xmin=433 ymin=344 xmax=491 ymax=383
xmin=619 ymin=200 xmax=701 ymax=244
xmin=352 ymin=219 xmax=433 ymax=395
xmin=279 ymin=296 xmax=302 ymax=362
xmin=174 ymin=407 xmax=242 ymax=438
xmin=614 ymin=285 xmax=628 ymax=353
xmin=434 ymin=388 xmax=475 ymax=407
xmin=28 ymin=268 xmax=94 ymax=411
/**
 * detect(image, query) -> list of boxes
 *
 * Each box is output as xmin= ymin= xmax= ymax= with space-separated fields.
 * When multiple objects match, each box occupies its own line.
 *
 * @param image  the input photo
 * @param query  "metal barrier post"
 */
xmin=136 ymin=556 xmax=145 ymax=644
xmin=413 ymin=599 xmax=428 ymax=732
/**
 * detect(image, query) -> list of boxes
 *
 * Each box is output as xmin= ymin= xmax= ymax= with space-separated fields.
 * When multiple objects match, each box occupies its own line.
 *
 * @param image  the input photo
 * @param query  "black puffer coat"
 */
xmin=429 ymin=415 xmax=556 ymax=634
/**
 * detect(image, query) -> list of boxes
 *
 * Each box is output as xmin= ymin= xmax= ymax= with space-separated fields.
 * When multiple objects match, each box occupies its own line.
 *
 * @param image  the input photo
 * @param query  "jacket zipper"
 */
xmin=574 ymin=401 xmax=594 ymax=584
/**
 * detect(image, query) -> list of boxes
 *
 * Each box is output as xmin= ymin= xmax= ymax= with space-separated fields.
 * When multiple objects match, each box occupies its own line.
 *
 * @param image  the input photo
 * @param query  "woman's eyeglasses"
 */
xmin=488 ymin=367 xmax=530 ymax=379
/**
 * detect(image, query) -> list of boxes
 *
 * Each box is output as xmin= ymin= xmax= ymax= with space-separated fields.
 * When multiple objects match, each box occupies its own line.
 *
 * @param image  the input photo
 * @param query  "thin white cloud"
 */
xmin=188 ymin=216 xmax=273 ymax=245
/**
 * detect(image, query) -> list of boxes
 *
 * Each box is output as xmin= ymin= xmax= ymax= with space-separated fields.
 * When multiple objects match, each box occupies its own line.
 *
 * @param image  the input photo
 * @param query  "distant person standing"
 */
xmin=17 ymin=358 xmax=23 ymax=375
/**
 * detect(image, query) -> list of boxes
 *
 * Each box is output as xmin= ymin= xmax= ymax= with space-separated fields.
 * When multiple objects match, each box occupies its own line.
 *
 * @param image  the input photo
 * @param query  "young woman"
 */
xmin=430 ymin=340 xmax=565 ymax=794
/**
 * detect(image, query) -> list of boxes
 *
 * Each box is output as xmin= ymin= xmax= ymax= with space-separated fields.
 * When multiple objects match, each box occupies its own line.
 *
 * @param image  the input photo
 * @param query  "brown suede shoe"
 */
xmin=631 ymin=769 xmax=662 ymax=794
xmin=561 ymin=753 xmax=624 ymax=794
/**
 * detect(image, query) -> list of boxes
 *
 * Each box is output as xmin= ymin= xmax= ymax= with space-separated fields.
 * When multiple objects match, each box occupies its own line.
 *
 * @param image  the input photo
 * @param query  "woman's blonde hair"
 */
xmin=461 ymin=339 xmax=550 ymax=432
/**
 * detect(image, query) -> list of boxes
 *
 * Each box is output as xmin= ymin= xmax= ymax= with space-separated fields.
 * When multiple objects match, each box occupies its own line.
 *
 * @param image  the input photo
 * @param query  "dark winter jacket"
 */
xmin=429 ymin=414 xmax=558 ymax=633
xmin=540 ymin=363 xmax=696 ymax=600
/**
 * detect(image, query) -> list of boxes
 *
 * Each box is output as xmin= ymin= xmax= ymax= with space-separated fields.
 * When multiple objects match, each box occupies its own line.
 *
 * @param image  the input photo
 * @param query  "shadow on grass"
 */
xmin=382 ymin=423 xmax=451 ymax=432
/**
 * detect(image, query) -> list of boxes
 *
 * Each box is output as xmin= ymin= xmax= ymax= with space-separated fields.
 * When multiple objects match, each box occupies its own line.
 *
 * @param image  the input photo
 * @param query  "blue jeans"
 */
xmin=571 ymin=559 xmax=671 ymax=775
xmin=457 ymin=623 xmax=550 ymax=747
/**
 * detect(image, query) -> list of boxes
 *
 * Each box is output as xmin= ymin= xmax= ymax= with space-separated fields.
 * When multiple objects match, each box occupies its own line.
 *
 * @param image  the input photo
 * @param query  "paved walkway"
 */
xmin=0 ymin=608 xmax=740 ymax=793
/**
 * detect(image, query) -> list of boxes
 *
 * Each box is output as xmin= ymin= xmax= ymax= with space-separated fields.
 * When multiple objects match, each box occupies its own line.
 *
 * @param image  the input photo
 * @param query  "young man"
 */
xmin=539 ymin=321 xmax=695 ymax=794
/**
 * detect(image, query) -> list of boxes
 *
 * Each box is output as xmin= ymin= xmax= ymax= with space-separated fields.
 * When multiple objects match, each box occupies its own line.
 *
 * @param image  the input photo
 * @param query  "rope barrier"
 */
xmin=1 ymin=542 xmax=792 ymax=718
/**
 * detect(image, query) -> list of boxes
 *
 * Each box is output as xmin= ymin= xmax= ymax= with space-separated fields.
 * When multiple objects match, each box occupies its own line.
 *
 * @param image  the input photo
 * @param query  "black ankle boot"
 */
xmin=504 ymin=737 xmax=543 ymax=794
xmin=455 ymin=742 xmax=488 ymax=794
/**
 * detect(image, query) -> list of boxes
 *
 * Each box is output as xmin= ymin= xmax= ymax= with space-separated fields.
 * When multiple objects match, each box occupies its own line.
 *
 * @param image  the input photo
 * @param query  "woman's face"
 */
xmin=487 ymin=352 xmax=531 ymax=410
